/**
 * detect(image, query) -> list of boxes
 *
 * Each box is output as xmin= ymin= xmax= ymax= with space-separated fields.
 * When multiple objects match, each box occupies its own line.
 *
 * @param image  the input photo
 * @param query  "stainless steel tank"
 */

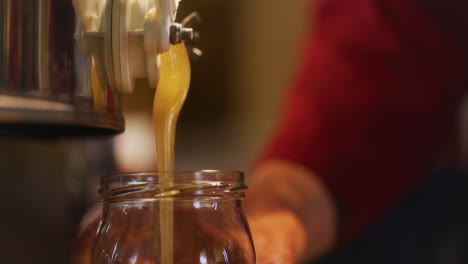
xmin=0 ymin=0 xmax=124 ymax=137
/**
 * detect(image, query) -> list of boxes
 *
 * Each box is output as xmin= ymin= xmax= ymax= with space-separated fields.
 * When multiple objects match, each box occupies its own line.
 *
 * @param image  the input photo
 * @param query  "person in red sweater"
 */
xmin=245 ymin=0 xmax=468 ymax=263
xmin=72 ymin=0 xmax=468 ymax=263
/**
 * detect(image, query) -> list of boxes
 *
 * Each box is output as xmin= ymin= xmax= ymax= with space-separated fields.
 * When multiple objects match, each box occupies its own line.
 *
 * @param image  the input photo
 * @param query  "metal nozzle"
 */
xmin=170 ymin=23 xmax=196 ymax=44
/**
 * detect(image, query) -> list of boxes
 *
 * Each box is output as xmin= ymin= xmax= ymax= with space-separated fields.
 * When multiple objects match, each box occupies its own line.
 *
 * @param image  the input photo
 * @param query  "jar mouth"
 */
xmin=99 ymin=170 xmax=247 ymax=201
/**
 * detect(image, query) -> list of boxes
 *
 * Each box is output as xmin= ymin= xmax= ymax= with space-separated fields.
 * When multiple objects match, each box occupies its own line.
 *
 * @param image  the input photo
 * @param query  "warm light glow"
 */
xmin=114 ymin=113 xmax=157 ymax=172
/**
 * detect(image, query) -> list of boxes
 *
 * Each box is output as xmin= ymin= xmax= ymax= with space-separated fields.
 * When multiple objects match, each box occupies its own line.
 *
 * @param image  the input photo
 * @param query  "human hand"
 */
xmin=69 ymin=203 xmax=102 ymax=264
xmin=244 ymin=160 xmax=338 ymax=264
xmin=247 ymin=210 xmax=307 ymax=264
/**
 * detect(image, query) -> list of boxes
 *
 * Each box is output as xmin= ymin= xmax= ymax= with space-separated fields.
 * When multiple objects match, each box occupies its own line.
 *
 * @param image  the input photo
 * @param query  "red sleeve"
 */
xmin=260 ymin=0 xmax=468 ymax=246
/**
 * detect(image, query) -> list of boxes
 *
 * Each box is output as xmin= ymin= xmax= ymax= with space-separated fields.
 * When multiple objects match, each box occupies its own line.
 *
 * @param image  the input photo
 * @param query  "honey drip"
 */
xmin=153 ymin=42 xmax=190 ymax=264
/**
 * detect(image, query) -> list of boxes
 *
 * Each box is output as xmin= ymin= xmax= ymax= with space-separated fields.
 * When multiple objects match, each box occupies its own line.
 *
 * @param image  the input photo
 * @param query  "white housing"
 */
xmin=73 ymin=0 xmax=181 ymax=94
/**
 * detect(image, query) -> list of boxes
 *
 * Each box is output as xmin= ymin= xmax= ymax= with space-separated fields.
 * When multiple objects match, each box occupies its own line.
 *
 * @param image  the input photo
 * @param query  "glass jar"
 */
xmin=91 ymin=171 xmax=255 ymax=264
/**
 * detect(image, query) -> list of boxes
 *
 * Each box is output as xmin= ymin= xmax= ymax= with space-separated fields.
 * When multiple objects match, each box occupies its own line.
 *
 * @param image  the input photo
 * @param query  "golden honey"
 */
xmin=153 ymin=42 xmax=190 ymax=264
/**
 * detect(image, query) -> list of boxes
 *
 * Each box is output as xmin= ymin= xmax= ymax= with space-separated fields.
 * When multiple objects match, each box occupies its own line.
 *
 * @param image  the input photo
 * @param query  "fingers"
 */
xmin=69 ymin=203 xmax=103 ymax=264
xmin=247 ymin=210 xmax=307 ymax=264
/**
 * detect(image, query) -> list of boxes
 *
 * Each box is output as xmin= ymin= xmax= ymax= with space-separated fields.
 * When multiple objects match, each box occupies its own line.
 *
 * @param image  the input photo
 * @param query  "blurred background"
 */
xmin=0 ymin=0 xmax=309 ymax=263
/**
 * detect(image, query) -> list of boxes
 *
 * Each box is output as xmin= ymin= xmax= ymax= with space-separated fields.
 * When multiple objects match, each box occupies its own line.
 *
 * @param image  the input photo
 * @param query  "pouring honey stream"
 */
xmin=152 ymin=42 xmax=191 ymax=264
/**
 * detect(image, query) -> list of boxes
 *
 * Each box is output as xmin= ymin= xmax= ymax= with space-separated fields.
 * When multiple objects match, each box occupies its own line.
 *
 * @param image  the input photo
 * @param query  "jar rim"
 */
xmin=101 ymin=170 xmax=244 ymax=183
xmin=100 ymin=170 xmax=246 ymax=201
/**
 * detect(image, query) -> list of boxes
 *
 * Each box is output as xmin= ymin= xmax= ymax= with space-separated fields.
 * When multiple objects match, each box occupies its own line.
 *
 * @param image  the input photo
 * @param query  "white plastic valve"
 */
xmin=73 ymin=0 xmax=181 ymax=94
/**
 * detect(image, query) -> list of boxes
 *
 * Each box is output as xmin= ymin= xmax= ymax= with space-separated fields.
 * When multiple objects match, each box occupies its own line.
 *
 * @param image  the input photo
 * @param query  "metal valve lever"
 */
xmin=171 ymin=12 xmax=203 ymax=60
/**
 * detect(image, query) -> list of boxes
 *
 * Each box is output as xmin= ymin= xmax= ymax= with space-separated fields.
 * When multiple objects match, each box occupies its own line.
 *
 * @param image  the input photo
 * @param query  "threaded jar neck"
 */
xmin=99 ymin=170 xmax=247 ymax=202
